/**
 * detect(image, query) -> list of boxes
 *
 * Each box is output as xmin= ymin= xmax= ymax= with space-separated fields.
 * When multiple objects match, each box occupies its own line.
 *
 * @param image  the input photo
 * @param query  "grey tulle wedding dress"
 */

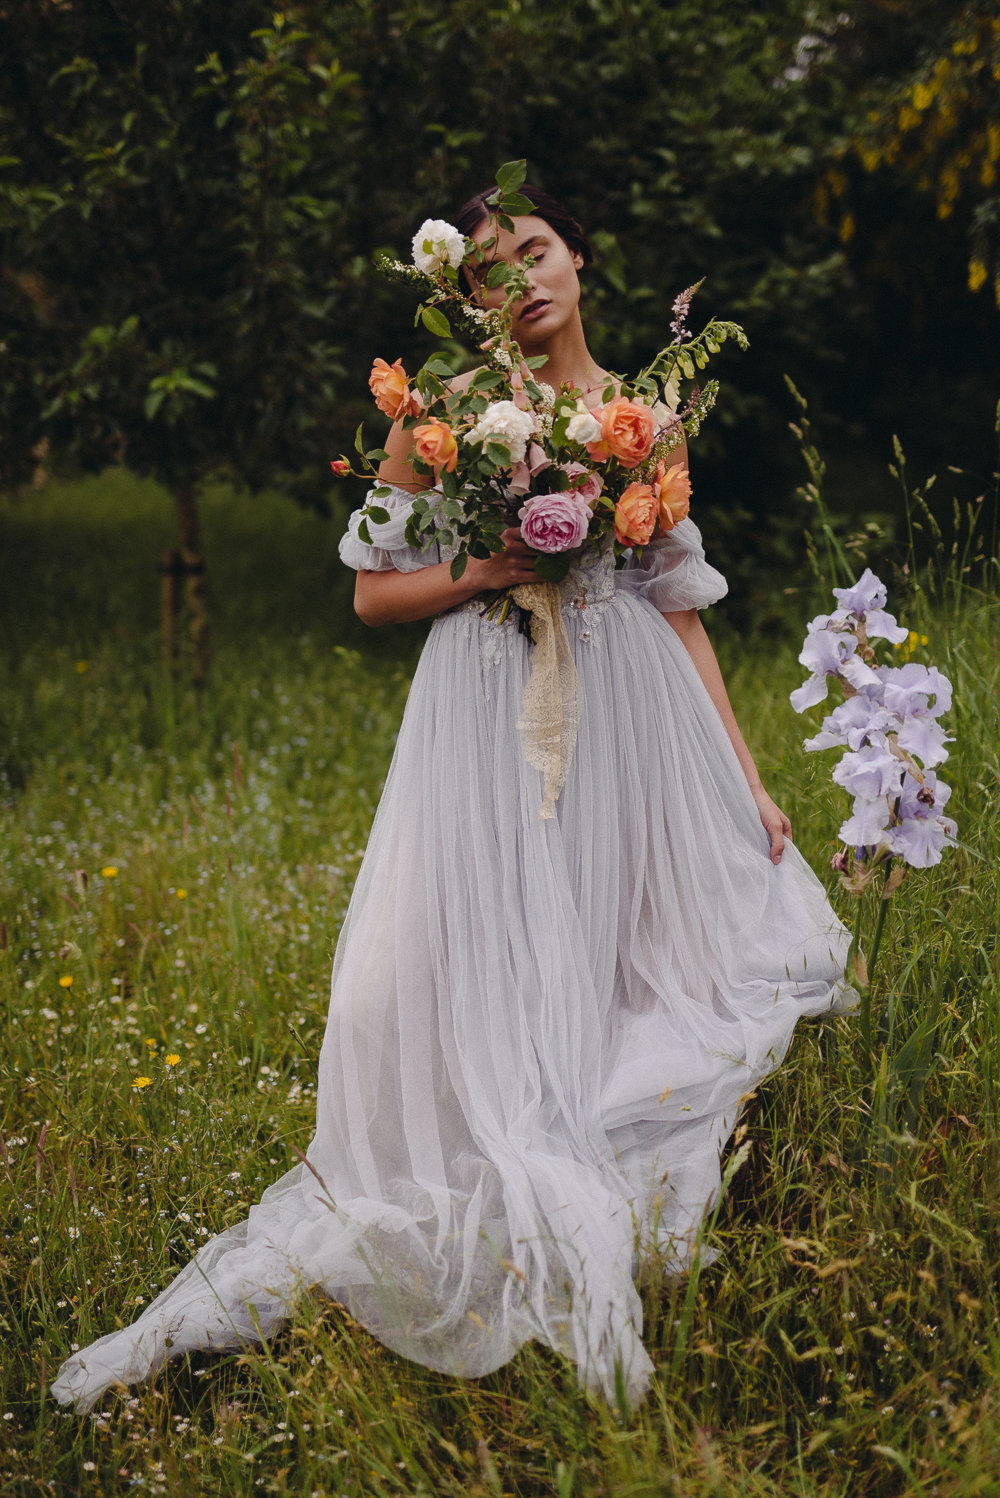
xmin=51 ymin=486 xmax=855 ymax=1412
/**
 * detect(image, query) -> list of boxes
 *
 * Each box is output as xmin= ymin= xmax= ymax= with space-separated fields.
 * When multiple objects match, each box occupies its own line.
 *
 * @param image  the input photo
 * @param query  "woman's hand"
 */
xmin=752 ymin=786 xmax=792 ymax=865
xmin=466 ymin=527 xmax=541 ymax=590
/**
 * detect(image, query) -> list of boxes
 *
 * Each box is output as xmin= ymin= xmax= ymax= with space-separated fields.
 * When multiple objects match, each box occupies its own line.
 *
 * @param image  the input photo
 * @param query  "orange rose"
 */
xmin=369 ymin=357 xmax=422 ymax=420
xmin=413 ymin=417 xmax=458 ymax=474
xmin=653 ymin=460 xmax=691 ymax=531
xmin=585 ymin=397 xmax=655 ymax=469
xmin=614 ymin=482 xmax=658 ymax=546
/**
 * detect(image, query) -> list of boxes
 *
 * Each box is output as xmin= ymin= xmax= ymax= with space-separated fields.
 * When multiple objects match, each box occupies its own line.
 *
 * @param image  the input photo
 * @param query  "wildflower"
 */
xmin=76 ymin=661 xmax=88 ymax=674
xmin=165 ymin=1054 xmax=180 ymax=1067
xmin=175 ymin=888 xmax=187 ymax=900
xmin=145 ymin=1038 xmax=157 ymax=1050
xmin=100 ymin=866 xmax=118 ymax=878
xmin=58 ymin=975 xmax=73 ymax=988
xmin=329 ymin=458 xmax=350 ymax=477
xmin=132 ymin=1076 xmax=152 ymax=1090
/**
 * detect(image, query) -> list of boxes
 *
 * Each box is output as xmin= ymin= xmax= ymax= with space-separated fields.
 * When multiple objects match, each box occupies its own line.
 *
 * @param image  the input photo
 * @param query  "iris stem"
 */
xmin=856 ymin=862 xmax=894 ymax=1079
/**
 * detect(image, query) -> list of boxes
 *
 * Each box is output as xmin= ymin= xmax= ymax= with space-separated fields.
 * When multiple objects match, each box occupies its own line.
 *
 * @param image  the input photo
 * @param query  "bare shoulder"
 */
xmin=444 ymin=366 xmax=484 ymax=396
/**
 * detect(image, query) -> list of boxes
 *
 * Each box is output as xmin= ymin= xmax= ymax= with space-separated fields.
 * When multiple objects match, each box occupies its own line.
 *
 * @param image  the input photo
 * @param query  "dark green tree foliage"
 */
xmin=0 ymin=3 xmax=357 ymax=530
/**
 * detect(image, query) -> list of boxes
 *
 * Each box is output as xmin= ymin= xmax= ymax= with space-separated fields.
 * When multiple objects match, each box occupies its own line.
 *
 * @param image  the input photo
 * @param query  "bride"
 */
xmin=52 ymin=184 xmax=855 ymax=1413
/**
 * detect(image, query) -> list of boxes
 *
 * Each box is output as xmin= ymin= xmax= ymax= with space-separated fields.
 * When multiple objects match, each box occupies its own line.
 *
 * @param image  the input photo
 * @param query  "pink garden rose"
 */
xmin=518 ymin=492 xmax=592 ymax=553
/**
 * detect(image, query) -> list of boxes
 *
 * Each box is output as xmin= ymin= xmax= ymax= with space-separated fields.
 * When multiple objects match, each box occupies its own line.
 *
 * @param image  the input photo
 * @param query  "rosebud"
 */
xmin=330 ymin=459 xmax=350 ymax=477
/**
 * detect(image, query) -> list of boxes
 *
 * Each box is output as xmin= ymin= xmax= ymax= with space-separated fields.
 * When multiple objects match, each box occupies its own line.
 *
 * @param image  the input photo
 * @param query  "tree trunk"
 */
xmin=158 ymin=547 xmax=182 ymax=675
xmin=174 ymin=484 xmax=211 ymax=694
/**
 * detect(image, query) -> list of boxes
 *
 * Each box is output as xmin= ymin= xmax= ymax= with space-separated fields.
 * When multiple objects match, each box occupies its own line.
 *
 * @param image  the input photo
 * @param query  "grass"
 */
xmin=1 ymin=471 xmax=999 ymax=1496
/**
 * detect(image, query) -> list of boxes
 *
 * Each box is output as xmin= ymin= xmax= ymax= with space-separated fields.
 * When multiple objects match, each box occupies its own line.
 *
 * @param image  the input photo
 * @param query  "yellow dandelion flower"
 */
xmin=58 ymin=975 xmax=73 ymax=988
xmin=175 ymin=888 xmax=187 ymax=900
xmin=165 ymin=1054 xmax=180 ymax=1067
xmin=913 ymin=82 xmax=934 ymax=111
xmin=75 ymin=660 xmax=89 ymax=674
xmin=100 ymin=865 xmax=119 ymax=879
xmin=132 ymin=1076 xmax=152 ymax=1090
xmin=969 ymin=258 xmax=988 ymax=292
xmin=838 ymin=212 xmax=856 ymax=245
xmin=145 ymin=1038 xmax=157 ymax=1049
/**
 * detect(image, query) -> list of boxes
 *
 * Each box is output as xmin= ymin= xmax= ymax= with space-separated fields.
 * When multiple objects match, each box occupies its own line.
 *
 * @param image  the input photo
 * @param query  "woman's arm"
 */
xmin=664 ymin=608 xmax=792 ymax=865
xmin=354 ymin=530 xmax=540 ymax=627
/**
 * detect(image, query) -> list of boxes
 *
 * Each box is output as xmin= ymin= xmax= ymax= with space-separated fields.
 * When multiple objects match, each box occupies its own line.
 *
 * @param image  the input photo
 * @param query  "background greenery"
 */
xmin=2 ymin=0 xmax=999 ymax=591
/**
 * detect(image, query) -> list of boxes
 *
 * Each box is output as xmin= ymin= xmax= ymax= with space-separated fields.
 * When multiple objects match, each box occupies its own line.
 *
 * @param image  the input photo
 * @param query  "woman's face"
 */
xmin=469 ymin=213 xmax=584 ymax=346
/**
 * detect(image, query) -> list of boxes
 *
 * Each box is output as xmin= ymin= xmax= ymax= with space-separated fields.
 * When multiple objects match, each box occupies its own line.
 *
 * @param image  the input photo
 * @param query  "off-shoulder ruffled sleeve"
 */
xmin=615 ymin=517 xmax=728 ymax=613
xmin=338 ymin=485 xmax=437 ymax=574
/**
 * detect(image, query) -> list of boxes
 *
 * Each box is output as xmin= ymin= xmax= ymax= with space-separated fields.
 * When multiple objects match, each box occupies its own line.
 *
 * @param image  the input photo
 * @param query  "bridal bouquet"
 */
xmin=334 ymin=160 xmax=747 ymax=610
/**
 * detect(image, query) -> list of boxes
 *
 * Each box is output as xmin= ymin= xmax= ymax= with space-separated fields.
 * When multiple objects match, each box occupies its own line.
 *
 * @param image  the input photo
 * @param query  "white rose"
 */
xmin=411 ymin=218 xmax=467 ymax=276
xmin=565 ymin=407 xmax=602 ymax=444
xmin=472 ymin=400 xmax=536 ymax=464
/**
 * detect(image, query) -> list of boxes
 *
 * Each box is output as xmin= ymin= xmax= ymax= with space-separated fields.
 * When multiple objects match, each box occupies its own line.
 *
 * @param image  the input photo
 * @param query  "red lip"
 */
xmin=520 ymin=299 xmax=550 ymax=321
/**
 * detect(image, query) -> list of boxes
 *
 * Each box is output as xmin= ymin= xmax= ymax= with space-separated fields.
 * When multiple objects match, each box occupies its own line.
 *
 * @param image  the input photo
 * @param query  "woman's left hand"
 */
xmin=752 ymin=786 xmax=793 ymax=865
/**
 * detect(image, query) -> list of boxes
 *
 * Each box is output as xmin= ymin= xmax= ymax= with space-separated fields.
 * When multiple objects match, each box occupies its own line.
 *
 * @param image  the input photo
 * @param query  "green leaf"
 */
xmin=495 ymin=159 xmax=527 ymax=195
xmin=484 ymin=438 xmax=513 ymax=466
xmin=365 ymin=448 xmax=389 ymax=462
xmin=421 ymin=305 xmax=452 ymax=338
xmin=523 ymin=355 xmax=549 ymax=369
xmin=450 ymin=553 xmax=469 ymax=582
xmin=532 ymin=552 xmax=573 ymax=582
xmin=502 ymin=193 xmax=534 ymax=216
xmin=354 ymin=421 xmax=366 ymax=457
xmin=486 ymin=262 xmax=509 ymax=290
xmin=145 ymin=390 xmax=166 ymax=419
xmin=423 ymin=353 xmax=457 ymax=377
xmin=357 ymin=518 xmax=372 ymax=545
xmin=366 ymin=505 xmax=390 ymax=525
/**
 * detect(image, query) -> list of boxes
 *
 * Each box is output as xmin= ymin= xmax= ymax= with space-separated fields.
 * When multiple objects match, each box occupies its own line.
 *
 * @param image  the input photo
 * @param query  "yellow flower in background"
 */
xmin=100 ymin=866 xmax=118 ymax=879
xmin=145 ymin=1038 xmax=157 ymax=1050
xmin=969 ymin=259 xmax=988 ymax=293
xmin=75 ymin=661 xmax=89 ymax=674
xmin=132 ymin=1076 xmax=152 ymax=1090
xmin=165 ymin=1054 xmax=180 ymax=1067
xmin=894 ymin=630 xmax=929 ymax=661
xmin=58 ymin=975 xmax=73 ymax=989
xmin=175 ymin=888 xmax=187 ymax=900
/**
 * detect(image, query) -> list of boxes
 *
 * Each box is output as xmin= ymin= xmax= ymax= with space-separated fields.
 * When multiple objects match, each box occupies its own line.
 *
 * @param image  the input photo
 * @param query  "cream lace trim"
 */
xmin=511 ymin=582 xmax=582 ymax=820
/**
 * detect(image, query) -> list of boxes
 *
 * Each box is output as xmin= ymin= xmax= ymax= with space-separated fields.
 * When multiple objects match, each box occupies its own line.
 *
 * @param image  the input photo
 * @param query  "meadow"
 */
xmin=1 ymin=469 xmax=998 ymax=1497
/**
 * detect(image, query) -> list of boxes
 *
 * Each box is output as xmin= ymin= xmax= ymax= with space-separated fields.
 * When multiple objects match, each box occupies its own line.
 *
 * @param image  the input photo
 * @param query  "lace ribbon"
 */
xmin=511 ymin=582 xmax=581 ymax=819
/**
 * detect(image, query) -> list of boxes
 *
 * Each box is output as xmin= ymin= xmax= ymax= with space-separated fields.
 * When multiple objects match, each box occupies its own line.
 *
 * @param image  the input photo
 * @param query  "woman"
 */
xmin=52 ymin=186 xmax=854 ymax=1413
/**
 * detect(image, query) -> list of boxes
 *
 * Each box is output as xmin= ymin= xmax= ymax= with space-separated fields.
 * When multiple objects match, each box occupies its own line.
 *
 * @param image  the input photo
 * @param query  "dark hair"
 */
xmin=453 ymin=183 xmax=592 ymax=264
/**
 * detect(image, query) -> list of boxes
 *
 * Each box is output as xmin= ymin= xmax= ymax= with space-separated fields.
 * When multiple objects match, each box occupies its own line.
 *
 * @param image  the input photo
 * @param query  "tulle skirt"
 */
xmin=52 ymin=585 xmax=855 ymax=1411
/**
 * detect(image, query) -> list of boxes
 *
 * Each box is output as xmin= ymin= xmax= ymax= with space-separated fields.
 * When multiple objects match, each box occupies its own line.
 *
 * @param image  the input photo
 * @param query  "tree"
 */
xmin=1 ymin=2 xmax=358 ymax=680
